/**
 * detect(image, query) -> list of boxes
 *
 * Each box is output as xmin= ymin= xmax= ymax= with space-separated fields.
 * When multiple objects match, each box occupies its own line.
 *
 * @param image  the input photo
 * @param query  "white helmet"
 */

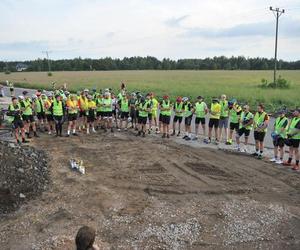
xmin=18 ymin=95 xmax=24 ymax=100
xmin=182 ymin=97 xmax=189 ymax=102
xmin=32 ymin=94 xmax=37 ymax=99
xmin=128 ymin=117 xmax=132 ymax=123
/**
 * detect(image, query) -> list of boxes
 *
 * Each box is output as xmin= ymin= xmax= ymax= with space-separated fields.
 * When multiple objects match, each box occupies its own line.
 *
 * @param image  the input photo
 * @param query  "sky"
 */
xmin=1 ymin=0 xmax=300 ymax=61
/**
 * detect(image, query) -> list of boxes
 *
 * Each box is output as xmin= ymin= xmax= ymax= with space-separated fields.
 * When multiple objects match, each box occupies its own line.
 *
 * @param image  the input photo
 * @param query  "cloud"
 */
xmin=165 ymin=15 xmax=189 ymax=27
xmin=182 ymin=18 xmax=300 ymax=38
xmin=0 ymin=41 xmax=49 ymax=51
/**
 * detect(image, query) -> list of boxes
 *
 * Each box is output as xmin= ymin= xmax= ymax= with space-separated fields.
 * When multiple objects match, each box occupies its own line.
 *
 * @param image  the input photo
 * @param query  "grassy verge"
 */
xmin=1 ymin=70 xmax=299 ymax=112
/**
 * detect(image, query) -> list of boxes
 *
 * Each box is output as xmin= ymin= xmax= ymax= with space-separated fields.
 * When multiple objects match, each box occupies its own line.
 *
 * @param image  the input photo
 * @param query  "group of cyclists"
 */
xmin=3 ymin=82 xmax=300 ymax=171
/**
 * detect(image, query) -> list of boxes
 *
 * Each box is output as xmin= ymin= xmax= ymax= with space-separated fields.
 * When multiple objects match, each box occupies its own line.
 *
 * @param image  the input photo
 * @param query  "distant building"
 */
xmin=16 ymin=63 xmax=28 ymax=72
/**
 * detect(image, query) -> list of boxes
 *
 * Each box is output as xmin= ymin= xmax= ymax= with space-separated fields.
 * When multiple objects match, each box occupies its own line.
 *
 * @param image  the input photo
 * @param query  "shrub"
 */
xmin=259 ymin=75 xmax=290 ymax=89
xmin=47 ymin=72 xmax=53 ymax=77
xmin=4 ymin=70 xmax=11 ymax=75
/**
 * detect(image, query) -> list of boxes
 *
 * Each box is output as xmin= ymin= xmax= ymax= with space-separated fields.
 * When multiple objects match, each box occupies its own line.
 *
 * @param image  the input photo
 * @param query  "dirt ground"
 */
xmin=0 ymin=130 xmax=300 ymax=250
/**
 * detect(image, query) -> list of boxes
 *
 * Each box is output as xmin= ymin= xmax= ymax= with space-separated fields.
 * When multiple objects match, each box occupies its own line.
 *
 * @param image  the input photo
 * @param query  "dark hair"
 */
xmin=75 ymin=226 xmax=96 ymax=250
xmin=11 ymin=97 xmax=17 ymax=101
xmin=258 ymin=103 xmax=264 ymax=110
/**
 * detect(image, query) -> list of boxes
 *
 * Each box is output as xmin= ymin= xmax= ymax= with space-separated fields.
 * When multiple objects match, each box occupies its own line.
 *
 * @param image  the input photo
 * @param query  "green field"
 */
xmin=1 ymin=70 xmax=300 ymax=111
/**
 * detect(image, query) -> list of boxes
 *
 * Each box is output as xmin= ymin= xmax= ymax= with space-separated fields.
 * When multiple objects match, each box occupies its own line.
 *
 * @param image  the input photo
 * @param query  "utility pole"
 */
xmin=42 ymin=51 xmax=52 ymax=72
xmin=270 ymin=7 xmax=285 ymax=85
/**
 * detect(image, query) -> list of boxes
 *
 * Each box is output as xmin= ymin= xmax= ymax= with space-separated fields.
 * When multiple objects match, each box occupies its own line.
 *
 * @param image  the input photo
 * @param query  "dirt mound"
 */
xmin=0 ymin=141 xmax=49 ymax=214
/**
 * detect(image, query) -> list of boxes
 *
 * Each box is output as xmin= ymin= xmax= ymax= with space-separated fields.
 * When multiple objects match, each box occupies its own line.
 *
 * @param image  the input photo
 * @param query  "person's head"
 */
xmin=221 ymin=94 xmax=226 ymax=101
xmin=140 ymin=96 xmax=146 ymax=103
xmin=176 ymin=96 xmax=182 ymax=103
xmin=22 ymin=90 xmax=28 ymax=97
xmin=197 ymin=96 xmax=203 ymax=102
xmin=18 ymin=95 xmax=24 ymax=102
xmin=32 ymin=94 xmax=37 ymax=101
xmin=278 ymin=108 xmax=287 ymax=117
xmin=257 ymin=103 xmax=264 ymax=112
xmin=70 ymin=94 xmax=76 ymax=101
xmin=212 ymin=97 xmax=219 ymax=103
xmin=163 ymin=95 xmax=169 ymax=101
xmin=87 ymin=95 xmax=92 ymax=101
xmin=12 ymin=97 xmax=18 ymax=105
xmin=47 ymin=92 xmax=53 ymax=99
xmin=293 ymin=108 xmax=300 ymax=117
xmin=55 ymin=94 xmax=61 ymax=101
xmin=182 ymin=97 xmax=189 ymax=103
xmin=75 ymin=226 xmax=96 ymax=250
xmin=104 ymin=92 xmax=110 ymax=99
xmin=146 ymin=93 xmax=151 ymax=100
xmin=243 ymin=105 xmax=249 ymax=112
xmin=131 ymin=92 xmax=136 ymax=99
xmin=83 ymin=89 xmax=89 ymax=96
xmin=41 ymin=94 xmax=47 ymax=101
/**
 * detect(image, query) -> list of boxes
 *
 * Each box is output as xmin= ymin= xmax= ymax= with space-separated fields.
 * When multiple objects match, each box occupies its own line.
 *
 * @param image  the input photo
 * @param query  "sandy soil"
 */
xmin=0 ymin=130 xmax=300 ymax=250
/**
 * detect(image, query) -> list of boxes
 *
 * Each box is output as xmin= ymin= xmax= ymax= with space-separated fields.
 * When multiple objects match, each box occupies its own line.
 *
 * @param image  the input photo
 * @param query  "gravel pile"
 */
xmin=0 ymin=141 xmax=49 ymax=214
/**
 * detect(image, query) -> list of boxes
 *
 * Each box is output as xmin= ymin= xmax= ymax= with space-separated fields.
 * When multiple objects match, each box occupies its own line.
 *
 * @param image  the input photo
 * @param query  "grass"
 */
xmin=1 ymin=70 xmax=299 ymax=111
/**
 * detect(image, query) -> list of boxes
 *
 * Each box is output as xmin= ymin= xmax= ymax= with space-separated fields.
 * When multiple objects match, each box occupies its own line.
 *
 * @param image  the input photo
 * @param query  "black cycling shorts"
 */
xmin=185 ymin=115 xmax=193 ymax=126
xmin=230 ymin=122 xmax=239 ymax=131
xmin=22 ymin=115 xmax=35 ymax=123
xmin=254 ymin=131 xmax=266 ymax=142
xmin=290 ymin=139 xmax=300 ymax=148
xmin=68 ymin=114 xmax=77 ymax=122
xmin=121 ymin=112 xmax=129 ymax=119
xmin=12 ymin=120 xmax=24 ymax=129
xmin=37 ymin=112 xmax=46 ymax=120
xmin=87 ymin=115 xmax=96 ymax=123
xmin=209 ymin=118 xmax=219 ymax=128
xmin=195 ymin=117 xmax=205 ymax=125
xmin=148 ymin=113 xmax=152 ymax=120
xmin=159 ymin=113 xmax=163 ymax=122
xmin=161 ymin=115 xmax=171 ymax=125
xmin=102 ymin=112 xmax=112 ymax=118
xmin=138 ymin=116 xmax=147 ymax=125
xmin=273 ymin=137 xmax=285 ymax=148
xmin=238 ymin=127 xmax=251 ymax=137
xmin=46 ymin=114 xmax=54 ymax=122
xmin=173 ymin=115 xmax=183 ymax=123
xmin=79 ymin=110 xmax=87 ymax=117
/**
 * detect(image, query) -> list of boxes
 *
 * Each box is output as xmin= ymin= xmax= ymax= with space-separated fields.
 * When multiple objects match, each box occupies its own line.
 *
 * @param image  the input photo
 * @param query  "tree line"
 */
xmin=1 ymin=56 xmax=300 ymax=72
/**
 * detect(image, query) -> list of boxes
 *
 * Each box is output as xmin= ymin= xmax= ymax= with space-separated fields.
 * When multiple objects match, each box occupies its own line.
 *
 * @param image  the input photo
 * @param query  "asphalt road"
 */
xmin=0 ymin=86 xmax=275 ymax=148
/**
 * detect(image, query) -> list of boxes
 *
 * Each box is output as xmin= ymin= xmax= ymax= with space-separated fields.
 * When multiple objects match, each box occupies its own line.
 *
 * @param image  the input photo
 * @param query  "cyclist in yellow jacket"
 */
xmin=252 ymin=104 xmax=269 ymax=159
xmin=283 ymin=108 xmax=300 ymax=170
xmin=66 ymin=94 xmax=79 ymax=136
xmin=206 ymin=98 xmax=221 ymax=144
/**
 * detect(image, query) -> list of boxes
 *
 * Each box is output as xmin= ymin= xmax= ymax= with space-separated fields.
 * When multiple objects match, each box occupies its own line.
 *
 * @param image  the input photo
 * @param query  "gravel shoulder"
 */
xmin=0 ymin=130 xmax=299 ymax=250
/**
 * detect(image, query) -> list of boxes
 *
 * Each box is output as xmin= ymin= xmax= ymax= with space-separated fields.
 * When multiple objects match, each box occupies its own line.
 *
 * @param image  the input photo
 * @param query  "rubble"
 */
xmin=0 ymin=140 xmax=50 ymax=214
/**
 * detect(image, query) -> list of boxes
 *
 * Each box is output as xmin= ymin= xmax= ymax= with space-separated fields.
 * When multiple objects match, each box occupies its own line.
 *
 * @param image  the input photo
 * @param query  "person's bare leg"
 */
xmin=202 ymin=124 xmax=206 ymax=137
xmin=214 ymin=127 xmax=218 ymax=141
xmin=195 ymin=124 xmax=199 ymax=138
xmin=208 ymin=127 xmax=212 ymax=140
xmin=274 ymin=147 xmax=278 ymax=159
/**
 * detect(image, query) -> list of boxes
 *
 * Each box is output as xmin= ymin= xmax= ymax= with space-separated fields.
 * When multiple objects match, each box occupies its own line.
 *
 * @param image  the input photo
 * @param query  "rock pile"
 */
xmin=0 ymin=141 xmax=49 ymax=214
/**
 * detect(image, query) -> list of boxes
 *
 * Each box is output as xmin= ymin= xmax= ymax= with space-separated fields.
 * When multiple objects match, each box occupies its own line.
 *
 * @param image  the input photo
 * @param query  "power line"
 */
xmin=269 ymin=7 xmax=285 ymax=85
xmin=42 ymin=50 xmax=52 ymax=72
